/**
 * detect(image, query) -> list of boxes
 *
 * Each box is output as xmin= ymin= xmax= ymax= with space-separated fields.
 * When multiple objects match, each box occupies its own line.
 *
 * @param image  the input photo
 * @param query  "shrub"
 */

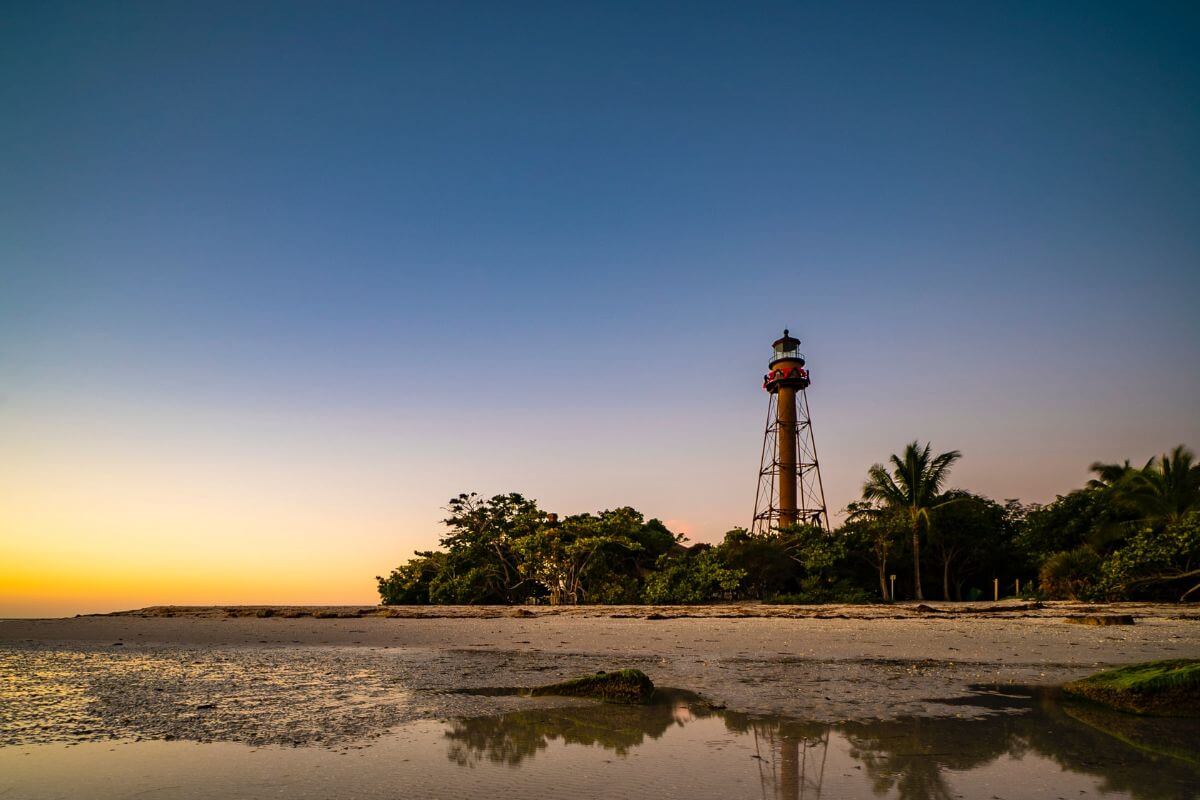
xmin=586 ymin=574 xmax=641 ymax=604
xmin=766 ymin=576 xmax=872 ymax=604
xmin=1097 ymin=513 xmax=1200 ymax=601
xmin=642 ymin=550 xmax=744 ymax=604
xmin=1039 ymin=547 xmax=1101 ymax=599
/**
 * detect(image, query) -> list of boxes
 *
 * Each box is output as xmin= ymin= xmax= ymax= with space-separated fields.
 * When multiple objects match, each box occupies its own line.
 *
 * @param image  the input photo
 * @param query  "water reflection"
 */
xmin=445 ymin=689 xmax=1200 ymax=800
xmin=445 ymin=698 xmax=690 ymax=765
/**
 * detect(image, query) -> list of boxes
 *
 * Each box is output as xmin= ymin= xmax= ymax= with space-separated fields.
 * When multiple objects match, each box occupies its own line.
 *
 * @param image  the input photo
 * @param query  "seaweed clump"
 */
xmin=1064 ymin=614 xmax=1134 ymax=626
xmin=1063 ymin=659 xmax=1200 ymax=716
xmin=528 ymin=669 xmax=655 ymax=704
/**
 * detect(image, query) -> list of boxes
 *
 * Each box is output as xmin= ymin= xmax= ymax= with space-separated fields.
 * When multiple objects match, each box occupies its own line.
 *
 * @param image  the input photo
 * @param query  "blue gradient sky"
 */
xmin=2 ymin=1 xmax=1198 ymax=615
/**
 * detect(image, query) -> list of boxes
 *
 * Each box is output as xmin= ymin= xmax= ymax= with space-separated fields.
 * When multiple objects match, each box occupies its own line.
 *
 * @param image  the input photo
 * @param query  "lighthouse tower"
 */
xmin=752 ymin=330 xmax=829 ymax=532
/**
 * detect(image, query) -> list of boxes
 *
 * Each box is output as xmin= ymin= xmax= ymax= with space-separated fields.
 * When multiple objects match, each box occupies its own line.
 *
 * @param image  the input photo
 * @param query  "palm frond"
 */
xmin=862 ymin=463 xmax=906 ymax=506
xmin=925 ymin=449 xmax=963 ymax=499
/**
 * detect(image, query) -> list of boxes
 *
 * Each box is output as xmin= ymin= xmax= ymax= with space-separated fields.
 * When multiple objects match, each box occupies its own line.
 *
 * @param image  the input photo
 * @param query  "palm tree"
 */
xmin=1124 ymin=445 xmax=1200 ymax=524
xmin=1083 ymin=458 xmax=1144 ymax=548
xmin=1086 ymin=459 xmax=1135 ymax=490
xmin=862 ymin=441 xmax=962 ymax=601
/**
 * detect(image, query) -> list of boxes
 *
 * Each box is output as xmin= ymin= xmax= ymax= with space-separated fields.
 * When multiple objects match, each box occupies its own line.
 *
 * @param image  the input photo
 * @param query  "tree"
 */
xmin=1079 ymin=459 xmax=1154 ymax=549
xmin=927 ymin=491 xmax=1013 ymax=601
xmin=377 ymin=551 xmax=446 ymax=604
xmin=777 ymin=523 xmax=846 ymax=574
xmin=774 ymin=522 xmax=868 ymax=603
xmin=861 ymin=441 xmax=962 ymax=600
xmin=1015 ymin=489 xmax=1112 ymax=565
xmin=438 ymin=493 xmax=545 ymax=603
xmin=843 ymin=502 xmax=904 ymax=600
xmin=1086 ymin=459 xmax=1135 ymax=490
xmin=714 ymin=528 xmax=798 ymax=600
xmin=642 ymin=547 xmax=745 ymax=604
xmin=512 ymin=508 xmax=645 ymax=604
xmin=1122 ymin=445 xmax=1200 ymax=524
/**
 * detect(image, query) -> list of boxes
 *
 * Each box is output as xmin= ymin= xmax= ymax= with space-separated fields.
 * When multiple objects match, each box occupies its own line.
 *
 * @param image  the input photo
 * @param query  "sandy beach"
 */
xmin=4 ymin=601 xmax=1198 ymax=749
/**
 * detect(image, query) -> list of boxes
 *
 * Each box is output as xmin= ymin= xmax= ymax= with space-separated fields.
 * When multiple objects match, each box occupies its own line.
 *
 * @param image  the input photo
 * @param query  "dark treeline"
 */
xmin=377 ymin=441 xmax=1200 ymax=605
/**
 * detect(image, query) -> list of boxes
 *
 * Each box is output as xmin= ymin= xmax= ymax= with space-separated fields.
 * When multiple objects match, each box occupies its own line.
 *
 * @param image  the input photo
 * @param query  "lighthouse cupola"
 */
xmin=764 ymin=329 xmax=810 ymax=392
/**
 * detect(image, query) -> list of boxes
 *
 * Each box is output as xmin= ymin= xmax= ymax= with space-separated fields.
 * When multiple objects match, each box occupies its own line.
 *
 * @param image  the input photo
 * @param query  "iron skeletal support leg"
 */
xmin=752 ymin=384 xmax=829 ymax=533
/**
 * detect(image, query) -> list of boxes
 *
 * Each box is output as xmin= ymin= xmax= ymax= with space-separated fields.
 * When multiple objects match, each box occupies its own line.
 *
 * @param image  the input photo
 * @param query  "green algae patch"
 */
xmin=528 ymin=670 xmax=655 ymax=704
xmin=1063 ymin=660 xmax=1200 ymax=717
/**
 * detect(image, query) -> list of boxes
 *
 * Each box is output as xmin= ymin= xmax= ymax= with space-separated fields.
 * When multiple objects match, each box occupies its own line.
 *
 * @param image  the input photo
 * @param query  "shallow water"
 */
xmin=2 ymin=688 xmax=1197 ymax=800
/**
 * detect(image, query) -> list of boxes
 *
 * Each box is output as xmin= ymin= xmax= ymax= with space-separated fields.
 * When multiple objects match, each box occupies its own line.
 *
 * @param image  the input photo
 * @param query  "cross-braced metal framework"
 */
xmin=751 ymin=387 xmax=829 ymax=533
xmin=751 ymin=721 xmax=831 ymax=800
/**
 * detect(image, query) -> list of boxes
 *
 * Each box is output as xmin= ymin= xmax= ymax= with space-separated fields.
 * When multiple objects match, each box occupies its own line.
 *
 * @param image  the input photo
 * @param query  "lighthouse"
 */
xmin=752 ymin=330 xmax=829 ymax=532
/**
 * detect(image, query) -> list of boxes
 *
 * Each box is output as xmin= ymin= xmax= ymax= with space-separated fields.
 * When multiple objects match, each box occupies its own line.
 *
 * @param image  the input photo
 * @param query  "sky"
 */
xmin=2 ymin=1 xmax=1198 ymax=617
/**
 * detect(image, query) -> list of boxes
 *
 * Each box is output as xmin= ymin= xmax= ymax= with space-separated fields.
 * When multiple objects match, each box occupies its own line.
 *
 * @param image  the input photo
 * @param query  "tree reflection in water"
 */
xmin=840 ymin=715 xmax=1016 ymax=800
xmin=443 ymin=688 xmax=1200 ymax=800
xmin=444 ymin=691 xmax=703 ymax=767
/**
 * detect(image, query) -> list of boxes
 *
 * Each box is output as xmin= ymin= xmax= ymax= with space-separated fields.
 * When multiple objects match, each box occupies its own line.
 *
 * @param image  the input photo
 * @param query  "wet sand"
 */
xmin=3 ymin=602 xmax=1198 ymax=748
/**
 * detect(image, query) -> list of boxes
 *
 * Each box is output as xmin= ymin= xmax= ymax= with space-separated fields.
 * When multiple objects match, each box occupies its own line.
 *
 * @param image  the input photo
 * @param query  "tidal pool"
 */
xmin=2 ymin=688 xmax=1197 ymax=800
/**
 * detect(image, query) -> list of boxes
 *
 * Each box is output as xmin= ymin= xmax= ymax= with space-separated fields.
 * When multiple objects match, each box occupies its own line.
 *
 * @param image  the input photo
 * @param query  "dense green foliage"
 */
xmin=642 ymin=548 xmax=744 ymax=604
xmin=377 ymin=494 xmax=680 ymax=605
xmin=377 ymin=443 xmax=1200 ymax=605
xmin=1032 ymin=446 xmax=1200 ymax=601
